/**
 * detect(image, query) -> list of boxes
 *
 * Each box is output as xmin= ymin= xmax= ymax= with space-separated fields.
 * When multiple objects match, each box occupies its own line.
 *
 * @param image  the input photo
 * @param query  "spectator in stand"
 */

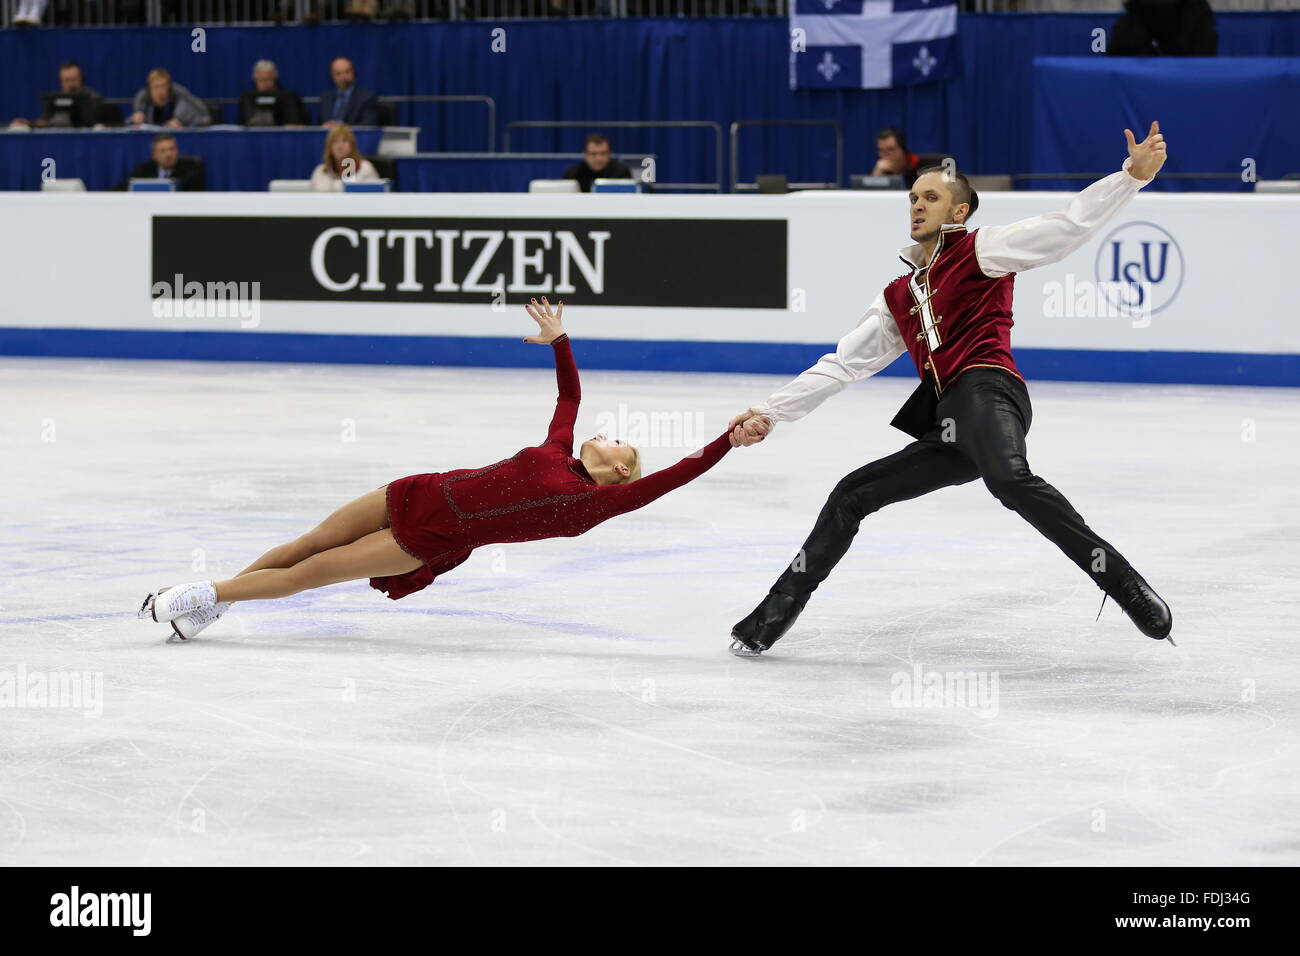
xmin=12 ymin=0 xmax=48 ymax=27
xmin=9 ymin=61 xmax=120 ymax=129
xmin=544 ymin=0 xmax=593 ymax=16
xmin=128 ymin=69 xmax=210 ymax=128
xmin=871 ymin=127 xmax=923 ymax=188
xmin=114 ymin=133 xmax=206 ymax=191
xmin=1110 ymin=0 xmax=1218 ymax=56
xmin=319 ymin=58 xmax=379 ymax=128
xmin=239 ymin=60 xmax=308 ymax=127
xmin=310 ymin=124 xmax=381 ymax=191
xmin=563 ymin=133 xmax=634 ymax=193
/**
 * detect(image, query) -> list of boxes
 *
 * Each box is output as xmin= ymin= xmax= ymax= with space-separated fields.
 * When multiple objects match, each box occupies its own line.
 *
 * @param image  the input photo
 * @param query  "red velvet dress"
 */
xmin=369 ymin=334 xmax=733 ymax=600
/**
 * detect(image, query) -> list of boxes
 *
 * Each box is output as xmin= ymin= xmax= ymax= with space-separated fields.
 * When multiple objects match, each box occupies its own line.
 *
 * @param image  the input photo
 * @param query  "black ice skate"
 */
xmin=729 ymin=592 xmax=807 ymax=657
xmin=1104 ymin=567 xmax=1173 ymax=642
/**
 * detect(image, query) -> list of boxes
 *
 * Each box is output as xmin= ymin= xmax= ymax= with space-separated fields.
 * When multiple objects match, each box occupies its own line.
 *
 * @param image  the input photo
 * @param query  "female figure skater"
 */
xmin=139 ymin=298 xmax=741 ymax=641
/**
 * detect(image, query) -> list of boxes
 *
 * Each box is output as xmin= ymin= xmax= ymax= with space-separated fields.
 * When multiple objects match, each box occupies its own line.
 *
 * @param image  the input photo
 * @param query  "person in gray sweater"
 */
xmin=128 ymin=69 xmax=210 ymax=128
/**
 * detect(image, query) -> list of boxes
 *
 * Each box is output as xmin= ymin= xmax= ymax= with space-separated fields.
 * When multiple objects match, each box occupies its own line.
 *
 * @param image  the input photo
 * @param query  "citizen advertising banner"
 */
xmin=150 ymin=216 xmax=788 ymax=309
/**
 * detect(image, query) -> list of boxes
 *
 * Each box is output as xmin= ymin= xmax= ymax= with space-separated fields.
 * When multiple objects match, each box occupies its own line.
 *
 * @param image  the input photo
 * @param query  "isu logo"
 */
xmin=1093 ymin=221 xmax=1184 ymax=318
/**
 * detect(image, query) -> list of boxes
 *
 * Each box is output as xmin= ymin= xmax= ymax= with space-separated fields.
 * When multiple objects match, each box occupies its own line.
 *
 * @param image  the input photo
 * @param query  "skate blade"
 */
xmin=166 ymin=627 xmax=188 ymax=644
xmin=137 ymin=591 xmax=158 ymax=620
xmin=1164 ymin=633 xmax=1176 ymax=647
xmin=729 ymin=640 xmax=764 ymax=659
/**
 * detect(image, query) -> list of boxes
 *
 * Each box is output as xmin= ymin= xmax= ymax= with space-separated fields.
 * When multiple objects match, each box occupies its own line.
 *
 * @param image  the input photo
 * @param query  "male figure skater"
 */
xmin=727 ymin=122 xmax=1172 ymax=657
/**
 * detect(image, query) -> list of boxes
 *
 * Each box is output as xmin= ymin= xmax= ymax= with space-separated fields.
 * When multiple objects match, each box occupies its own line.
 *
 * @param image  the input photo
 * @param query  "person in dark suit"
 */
xmin=114 ymin=133 xmax=206 ymax=191
xmin=9 ymin=61 xmax=118 ymax=129
xmin=563 ymin=133 xmax=634 ymax=192
xmin=238 ymin=59 xmax=307 ymax=127
xmin=319 ymin=57 xmax=379 ymax=128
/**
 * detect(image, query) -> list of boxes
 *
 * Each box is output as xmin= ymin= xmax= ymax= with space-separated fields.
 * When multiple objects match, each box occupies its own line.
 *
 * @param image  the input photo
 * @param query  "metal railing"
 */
xmin=1012 ymin=172 xmax=1249 ymax=181
xmin=965 ymin=1 xmax=1300 ymax=11
xmin=377 ymin=95 xmax=496 ymax=151
xmin=504 ymin=119 xmax=724 ymax=192
xmin=8 ymin=1 xmax=1299 ymax=27
xmin=729 ymin=119 xmax=842 ymax=192
xmin=99 ymin=93 xmax=495 ymax=148
xmin=2 ymin=0 xmax=796 ymax=27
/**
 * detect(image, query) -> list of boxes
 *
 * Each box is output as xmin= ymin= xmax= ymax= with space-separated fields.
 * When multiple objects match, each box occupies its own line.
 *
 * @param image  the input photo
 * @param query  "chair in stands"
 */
xmin=1256 ymin=175 xmax=1300 ymax=194
xmin=375 ymin=100 xmax=397 ymax=127
xmin=365 ymin=154 xmax=398 ymax=190
xmin=967 ymin=175 xmax=1013 ymax=191
xmin=529 ymin=180 xmax=580 ymax=194
xmin=96 ymin=101 xmax=125 ymax=127
xmin=203 ymin=99 xmax=223 ymax=125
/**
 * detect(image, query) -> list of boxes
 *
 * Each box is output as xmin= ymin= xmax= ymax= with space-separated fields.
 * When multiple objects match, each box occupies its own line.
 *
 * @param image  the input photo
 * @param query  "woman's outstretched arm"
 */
xmin=598 ymin=431 xmax=734 ymax=515
xmin=523 ymin=297 xmax=580 ymax=451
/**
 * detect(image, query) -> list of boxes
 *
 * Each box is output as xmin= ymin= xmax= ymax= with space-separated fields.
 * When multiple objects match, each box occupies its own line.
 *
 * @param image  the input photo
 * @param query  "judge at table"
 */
xmin=113 ymin=133 xmax=206 ymax=191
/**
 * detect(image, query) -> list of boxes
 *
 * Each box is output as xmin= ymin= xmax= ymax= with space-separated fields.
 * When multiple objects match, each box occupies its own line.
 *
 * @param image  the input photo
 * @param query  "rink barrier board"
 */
xmin=2 ymin=327 xmax=1298 ymax=388
xmin=3 ymin=192 xmax=1295 ymax=372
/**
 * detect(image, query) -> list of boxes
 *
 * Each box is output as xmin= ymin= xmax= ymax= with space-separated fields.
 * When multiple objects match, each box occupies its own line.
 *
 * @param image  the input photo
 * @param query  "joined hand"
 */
xmin=728 ymin=409 xmax=772 ymax=447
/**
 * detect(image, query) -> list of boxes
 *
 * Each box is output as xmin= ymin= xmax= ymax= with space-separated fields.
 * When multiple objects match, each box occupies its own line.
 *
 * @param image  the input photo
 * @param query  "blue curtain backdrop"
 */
xmin=1031 ymin=57 xmax=1300 ymax=191
xmin=3 ymin=13 xmax=1298 ymax=188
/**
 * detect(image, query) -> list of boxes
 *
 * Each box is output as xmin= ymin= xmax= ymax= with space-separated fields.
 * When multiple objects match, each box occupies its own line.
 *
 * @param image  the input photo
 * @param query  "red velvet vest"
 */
xmin=882 ymin=226 xmax=1023 ymax=395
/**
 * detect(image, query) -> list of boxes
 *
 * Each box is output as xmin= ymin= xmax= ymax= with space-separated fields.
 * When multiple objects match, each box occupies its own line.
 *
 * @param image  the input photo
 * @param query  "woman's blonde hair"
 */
xmin=322 ymin=124 xmax=362 ymax=174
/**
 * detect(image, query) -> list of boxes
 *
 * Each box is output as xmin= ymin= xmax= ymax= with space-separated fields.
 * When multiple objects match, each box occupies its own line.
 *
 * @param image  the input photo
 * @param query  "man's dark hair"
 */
xmin=152 ymin=132 xmax=178 ymax=146
xmin=59 ymin=60 xmax=83 ymax=75
xmin=914 ymin=164 xmax=980 ymax=223
xmin=876 ymin=126 xmax=908 ymax=152
xmin=584 ymin=132 xmax=610 ymax=149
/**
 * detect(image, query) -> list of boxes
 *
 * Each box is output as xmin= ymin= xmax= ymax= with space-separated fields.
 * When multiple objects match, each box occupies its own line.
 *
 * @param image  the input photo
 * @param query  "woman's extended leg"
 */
xmin=236 ymin=485 xmax=392 ymax=577
xmin=215 ymin=527 xmax=420 ymax=603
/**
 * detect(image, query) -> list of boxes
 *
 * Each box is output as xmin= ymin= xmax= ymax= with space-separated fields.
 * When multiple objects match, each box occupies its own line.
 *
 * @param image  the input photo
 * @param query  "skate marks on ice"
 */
xmin=1 ymin=359 xmax=1298 ymax=864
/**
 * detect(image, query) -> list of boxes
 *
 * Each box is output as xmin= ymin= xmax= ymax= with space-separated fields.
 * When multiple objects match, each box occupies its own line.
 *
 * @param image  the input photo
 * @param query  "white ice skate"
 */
xmin=168 ymin=602 xmax=232 ymax=643
xmin=139 ymin=581 xmax=217 ymax=624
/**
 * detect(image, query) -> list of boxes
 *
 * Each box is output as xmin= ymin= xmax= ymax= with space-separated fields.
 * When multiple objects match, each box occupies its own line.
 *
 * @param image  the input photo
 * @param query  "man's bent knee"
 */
xmin=982 ymin=467 xmax=1037 ymax=508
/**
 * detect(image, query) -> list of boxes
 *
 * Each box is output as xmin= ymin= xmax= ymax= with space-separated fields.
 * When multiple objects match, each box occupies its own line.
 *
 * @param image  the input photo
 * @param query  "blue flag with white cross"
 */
xmin=791 ymin=0 xmax=958 ymax=90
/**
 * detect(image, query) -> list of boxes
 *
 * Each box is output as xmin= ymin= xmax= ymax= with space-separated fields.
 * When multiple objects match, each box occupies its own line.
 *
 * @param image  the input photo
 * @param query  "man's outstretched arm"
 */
xmin=975 ymin=121 xmax=1168 ymax=278
xmin=729 ymin=292 xmax=906 ymax=446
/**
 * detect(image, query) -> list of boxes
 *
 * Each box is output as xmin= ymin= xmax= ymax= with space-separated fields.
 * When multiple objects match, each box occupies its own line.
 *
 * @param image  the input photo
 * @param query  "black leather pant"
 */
xmin=771 ymin=368 xmax=1132 ymax=601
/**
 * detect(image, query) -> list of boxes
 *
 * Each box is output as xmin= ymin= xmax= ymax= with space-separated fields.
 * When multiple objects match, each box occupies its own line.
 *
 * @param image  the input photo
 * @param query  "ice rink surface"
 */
xmin=2 ymin=355 xmax=1298 ymax=866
